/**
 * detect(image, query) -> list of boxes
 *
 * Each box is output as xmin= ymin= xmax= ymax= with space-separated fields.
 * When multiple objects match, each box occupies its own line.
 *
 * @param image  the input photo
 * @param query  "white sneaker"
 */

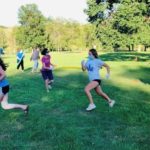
xmin=48 ymin=85 xmax=52 ymax=89
xmin=86 ymin=104 xmax=96 ymax=111
xmin=109 ymin=100 xmax=115 ymax=107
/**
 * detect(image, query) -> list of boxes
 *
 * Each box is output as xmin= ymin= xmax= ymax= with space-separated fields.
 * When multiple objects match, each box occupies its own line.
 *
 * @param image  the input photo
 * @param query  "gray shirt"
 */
xmin=31 ymin=49 xmax=39 ymax=60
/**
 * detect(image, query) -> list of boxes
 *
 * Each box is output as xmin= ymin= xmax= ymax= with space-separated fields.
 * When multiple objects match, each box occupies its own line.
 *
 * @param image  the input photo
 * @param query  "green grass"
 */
xmin=0 ymin=52 xmax=150 ymax=150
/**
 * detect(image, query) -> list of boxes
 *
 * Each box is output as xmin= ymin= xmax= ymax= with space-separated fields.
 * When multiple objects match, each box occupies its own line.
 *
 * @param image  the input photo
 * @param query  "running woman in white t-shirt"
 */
xmin=81 ymin=49 xmax=115 ymax=111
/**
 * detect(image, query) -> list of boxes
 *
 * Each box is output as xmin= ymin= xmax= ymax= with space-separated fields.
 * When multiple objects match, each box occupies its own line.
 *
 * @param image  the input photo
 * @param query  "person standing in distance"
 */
xmin=17 ymin=48 xmax=25 ymax=72
xmin=30 ymin=47 xmax=40 ymax=73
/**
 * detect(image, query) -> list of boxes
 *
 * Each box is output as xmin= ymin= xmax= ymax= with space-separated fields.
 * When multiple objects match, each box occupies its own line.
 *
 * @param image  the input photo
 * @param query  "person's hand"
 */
xmin=49 ymin=65 xmax=54 ymax=70
xmin=81 ymin=60 xmax=86 ymax=67
xmin=106 ymin=73 xmax=110 ymax=79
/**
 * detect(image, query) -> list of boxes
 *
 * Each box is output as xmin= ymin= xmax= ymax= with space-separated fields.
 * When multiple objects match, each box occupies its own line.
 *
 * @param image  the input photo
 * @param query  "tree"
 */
xmin=45 ymin=18 xmax=98 ymax=52
xmin=85 ymin=0 xmax=150 ymax=51
xmin=16 ymin=4 xmax=46 ymax=49
xmin=0 ymin=28 xmax=7 ymax=49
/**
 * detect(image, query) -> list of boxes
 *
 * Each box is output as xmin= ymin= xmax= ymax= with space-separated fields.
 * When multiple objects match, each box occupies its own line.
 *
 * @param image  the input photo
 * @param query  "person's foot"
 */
xmin=48 ymin=85 xmax=52 ymax=89
xmin=47 ymin=89 xmax=50 ymax=93
xmin=24 ymin=105 xmax=29 ymax=115
xmin=86 ymin=104 xmax=96 ymax=111
xmin=109 ymin=100 xmax=115 ymax=107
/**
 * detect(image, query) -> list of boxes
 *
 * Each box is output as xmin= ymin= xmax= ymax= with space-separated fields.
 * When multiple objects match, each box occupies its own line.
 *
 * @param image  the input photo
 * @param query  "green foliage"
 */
xmin=86 ymin=0 xmax=150 ymax=51
xmin=16 ymin=4 xmax=46 ymax=49
xmin=45 ymin=18 xmax=99 ymax=51
xmin=0 ymin=28 xmax=7 ymax=49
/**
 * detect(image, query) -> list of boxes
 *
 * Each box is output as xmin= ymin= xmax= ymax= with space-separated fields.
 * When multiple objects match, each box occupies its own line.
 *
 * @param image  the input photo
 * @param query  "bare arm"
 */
xmin=0 ymin=66 xmax=6 ymax=80
xmin=81 ymin=60 xmax=86 ymax=71
xmin=30 ymin=51 xmax=33 ymax=61
xmin=42 ymin=63 xmax=50 ymax=70
xmin=102 ymin=63 xmax=110 ymax=74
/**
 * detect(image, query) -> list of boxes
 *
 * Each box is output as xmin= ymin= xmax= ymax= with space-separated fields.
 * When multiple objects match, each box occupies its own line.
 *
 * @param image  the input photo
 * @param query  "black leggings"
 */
xmin=17 ymin=60 xmax=24 ymax=70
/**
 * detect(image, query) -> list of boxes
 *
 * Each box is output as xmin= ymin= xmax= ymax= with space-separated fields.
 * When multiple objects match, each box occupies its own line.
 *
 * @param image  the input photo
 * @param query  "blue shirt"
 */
xmin=17 ymin=51 xmax=24 ymax=61
xmin=85 ymin=58 xmax=104 ymax=81
xmin=0 ymin=78 xmax=9 ymax=87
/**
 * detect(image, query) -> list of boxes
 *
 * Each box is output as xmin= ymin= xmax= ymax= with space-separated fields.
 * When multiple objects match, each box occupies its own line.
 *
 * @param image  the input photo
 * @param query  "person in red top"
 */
xmin=41 ymin=48 xmax=54 ymax=92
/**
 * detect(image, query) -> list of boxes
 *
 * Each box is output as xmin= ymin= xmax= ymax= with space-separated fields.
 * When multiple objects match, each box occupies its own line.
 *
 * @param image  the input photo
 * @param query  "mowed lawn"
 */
xmin=0 ymin=52 xmax=150 ymax=150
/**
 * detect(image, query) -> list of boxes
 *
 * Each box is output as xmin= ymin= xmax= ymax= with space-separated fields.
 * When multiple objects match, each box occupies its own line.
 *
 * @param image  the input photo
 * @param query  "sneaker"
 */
xmin=109 ymin=100 xmax=115 ymax=107
xmin=24 ymin=105 xmax=29 ymax=115
xmin=48 ymin=85 xmax=52 ymax=89
xmin=86 ymin=104 xmax=96 ymax=111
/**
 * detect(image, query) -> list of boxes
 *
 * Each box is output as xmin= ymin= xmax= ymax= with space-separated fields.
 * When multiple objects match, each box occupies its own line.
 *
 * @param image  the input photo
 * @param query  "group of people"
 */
xmin=0 ymin=48 xmax=115 ymax=115
xmin=17 ymin=47 xmax=54 ymax=92
xmin=16 ymin=47 xmax=40 ymax=72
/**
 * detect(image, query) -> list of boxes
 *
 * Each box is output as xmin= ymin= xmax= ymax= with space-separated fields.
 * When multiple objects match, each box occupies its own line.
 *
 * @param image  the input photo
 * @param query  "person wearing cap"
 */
xmin=41 ymin=48 xmax=54 ymax=92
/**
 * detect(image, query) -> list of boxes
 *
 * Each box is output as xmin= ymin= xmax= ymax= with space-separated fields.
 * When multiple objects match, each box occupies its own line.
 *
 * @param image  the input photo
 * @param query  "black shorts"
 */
xmin=41 ymin=70 xmax=54 ymax=81
xmin=93 ymin=79 xmax=101 ymax=85
xmin=0 ymin=85 xmax=9 ymax=95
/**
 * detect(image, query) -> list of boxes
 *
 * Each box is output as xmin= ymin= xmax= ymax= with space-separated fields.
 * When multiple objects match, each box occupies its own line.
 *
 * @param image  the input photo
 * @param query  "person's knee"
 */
xmin=1 ymin=102 xmax=7 ymax=109
xmin=84 ymin=87 xmax=90 ymax=94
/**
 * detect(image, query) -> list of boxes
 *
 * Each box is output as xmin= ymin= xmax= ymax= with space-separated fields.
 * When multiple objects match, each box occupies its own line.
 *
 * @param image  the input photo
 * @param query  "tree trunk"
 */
xmin=131 ymin=44 xmax=134 ymax=51
xmin=127 ymin=45 xmax=131 ymax=51
xmin=144 ymin=46 xmax=147 ymax=52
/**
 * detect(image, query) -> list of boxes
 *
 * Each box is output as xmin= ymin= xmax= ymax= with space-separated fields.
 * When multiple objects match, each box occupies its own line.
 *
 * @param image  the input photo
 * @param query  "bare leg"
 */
xmin=84 ymin=81 xmax=99 ymax=104
xmin=45 ymin=79 xmax=49 ymax=92
xmin=1 ymin=94 xmax=27 ymax=110
xmin=94 ymin=86 xmax=112 ymax=103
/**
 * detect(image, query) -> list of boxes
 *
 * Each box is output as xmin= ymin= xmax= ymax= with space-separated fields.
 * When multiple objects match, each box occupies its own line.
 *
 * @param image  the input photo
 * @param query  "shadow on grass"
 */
xmin=118 ymin=66 xmax=150 ymax=85
xmin=0 ymin=68 xmax=149 ymax=150
xmin=99 ymin=52 xmax=150 ymax=61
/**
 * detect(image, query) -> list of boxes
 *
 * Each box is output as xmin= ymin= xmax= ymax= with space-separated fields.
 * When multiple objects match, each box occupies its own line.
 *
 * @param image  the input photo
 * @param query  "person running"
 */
xmin=30 ymin=47 xmax=40 ymax=73
xmin=17 ymin=48 xmax=25 ymax=71
xmin=41 ymin=48 xmax=54 ymax=92
xmin=0 ymin=58 xmax=29 ymax=114
xmin=81 ymin=48 xmax=115 ymax=111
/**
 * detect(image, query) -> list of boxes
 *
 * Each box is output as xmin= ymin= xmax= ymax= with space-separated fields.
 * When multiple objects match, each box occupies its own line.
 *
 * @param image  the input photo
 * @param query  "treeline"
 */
xmin=0 ymin=4 xmax=99 ymax=54
xmin=0 ymin=2 xmax=150 ymax=53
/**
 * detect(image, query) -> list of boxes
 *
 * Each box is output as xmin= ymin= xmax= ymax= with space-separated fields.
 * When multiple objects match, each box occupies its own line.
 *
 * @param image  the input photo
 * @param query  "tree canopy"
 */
xmin=85 ymin=0 xmax=150 ymax=51
xmin=16 ymin=4 xmax=46 ymax=48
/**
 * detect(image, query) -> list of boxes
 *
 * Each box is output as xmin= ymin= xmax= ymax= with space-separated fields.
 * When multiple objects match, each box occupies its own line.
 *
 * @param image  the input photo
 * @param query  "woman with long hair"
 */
xmin=0 ymin=58 xmax=29 ymax=114
xmin=81 ymin=49 xmax=115 ymax=111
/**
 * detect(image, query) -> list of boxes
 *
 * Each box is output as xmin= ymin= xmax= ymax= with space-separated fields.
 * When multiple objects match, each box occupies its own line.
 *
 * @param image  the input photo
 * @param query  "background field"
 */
xmin=0 ymin=52 xmax=150 ymax=150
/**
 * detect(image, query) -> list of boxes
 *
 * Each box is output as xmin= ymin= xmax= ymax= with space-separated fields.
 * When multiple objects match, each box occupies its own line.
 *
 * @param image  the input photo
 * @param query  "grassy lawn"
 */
xmin=0 ymin=52 xmax=150 ymax=150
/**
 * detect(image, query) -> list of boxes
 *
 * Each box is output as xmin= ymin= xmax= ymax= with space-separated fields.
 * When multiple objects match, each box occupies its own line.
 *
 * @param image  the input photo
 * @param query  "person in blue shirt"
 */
xmin=81 ymin=49 xmax=115 ymax=111
xmin=0 ymin=58 xmax=29 ymax=114
xmin=17 ymin=48 xmax=25 ymax=71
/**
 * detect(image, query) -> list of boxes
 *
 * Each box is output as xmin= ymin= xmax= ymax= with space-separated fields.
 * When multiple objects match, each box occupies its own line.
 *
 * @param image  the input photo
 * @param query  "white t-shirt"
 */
xmin=85 ymin=58 xmax=104 ymax=81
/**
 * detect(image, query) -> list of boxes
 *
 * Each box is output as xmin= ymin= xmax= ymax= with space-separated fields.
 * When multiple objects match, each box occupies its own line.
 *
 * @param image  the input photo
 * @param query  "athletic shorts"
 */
xmin=41 ymin=70 xmax=54 ymax=81
xmin=0 ymin=85 xmax=9 ymax=95
xmin=93 ymin=79 xmax=101 ymax=85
